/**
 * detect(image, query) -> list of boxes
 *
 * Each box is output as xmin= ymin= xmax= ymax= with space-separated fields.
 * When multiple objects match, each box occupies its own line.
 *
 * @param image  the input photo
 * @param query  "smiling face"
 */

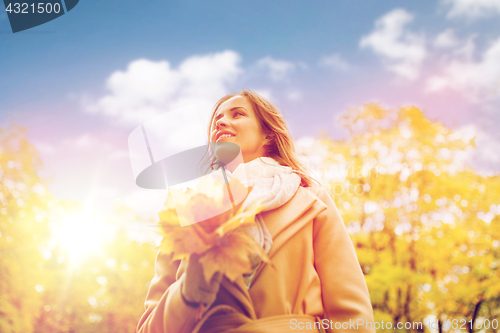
xmin=210 ymin=95 xmax=268 ymax=164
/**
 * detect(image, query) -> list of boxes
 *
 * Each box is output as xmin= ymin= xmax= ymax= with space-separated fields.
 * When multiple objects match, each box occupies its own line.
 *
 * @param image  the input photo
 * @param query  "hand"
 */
xmin=249 ymin=253 xmax=262 ymax=270
xmin=210 ymin=127 xmax=218 ymax=143
xmin=242 ymin=253 xmax=263 ymax=288
xmin=181 ymin=253 xmax=223 ymax=307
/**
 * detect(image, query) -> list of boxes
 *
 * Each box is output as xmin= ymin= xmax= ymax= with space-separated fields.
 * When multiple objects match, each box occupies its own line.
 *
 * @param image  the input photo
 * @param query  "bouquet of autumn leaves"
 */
xmin=157 ymin=175 xmax=270 ymax=288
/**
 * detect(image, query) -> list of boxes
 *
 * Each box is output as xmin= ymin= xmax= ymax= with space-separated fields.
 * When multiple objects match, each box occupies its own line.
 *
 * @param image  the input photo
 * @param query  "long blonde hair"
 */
xmin=206 ymin=90 xmax=319 ymax=188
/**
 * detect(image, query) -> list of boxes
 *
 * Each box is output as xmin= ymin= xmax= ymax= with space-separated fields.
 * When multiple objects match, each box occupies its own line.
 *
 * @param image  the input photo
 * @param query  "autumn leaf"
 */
xmin=214 ymin=198 xmax=266 ymax=238
xmin=198 ymin=232 xmax=269 ymax=285
xmin=158 ymin=177 xmax=269 ymax=283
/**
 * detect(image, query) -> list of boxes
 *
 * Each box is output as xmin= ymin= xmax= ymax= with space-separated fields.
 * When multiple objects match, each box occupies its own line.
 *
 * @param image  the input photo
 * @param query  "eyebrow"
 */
xmin=214 ymin=107 xmax=247 ymax=122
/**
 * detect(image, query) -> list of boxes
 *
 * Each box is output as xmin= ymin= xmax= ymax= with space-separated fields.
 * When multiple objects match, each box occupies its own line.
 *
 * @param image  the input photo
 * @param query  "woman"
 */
xmin=137 ymin=91 xmax=375 ymax=333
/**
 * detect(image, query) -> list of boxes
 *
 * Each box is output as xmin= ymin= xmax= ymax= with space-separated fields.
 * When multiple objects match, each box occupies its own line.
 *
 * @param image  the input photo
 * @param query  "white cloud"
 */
xmin=35 ymin=134 xmax=128 ymax=160
xmin=33 ymin=142 xmax=56 ymax=155
xmin=72 ymin=133 xmax=100 ymax=148
xmin=112 ymin=189 xmax=168 ymax=223
xmin=255 ymin=56 xmax=296 ymax=81
xmin=433 ymin=31 xmax=477 ymax=61
xmin=434 ymin=29 xmax=459 ymax=49
xmin=57 ymin=133 xmax=129 ymax=159
xmin=454 ymin=124 xmax=500 ymax=175
xmin=86 ymin=50 xmax=243 ymax=127
xmin=454 ymin=35 xmax=477 ymax=60
xmin=426 ymin=36 xmax=500 ymax=102
xmin=253 ymin=88 xmax=274 ymax=102
xmin=318 ymin=54 xmax=351 ymax=71
xmin=359 ymin=8 xmax=426 ymax=80
xmin=286 ymin=90 xmax=303 ymax=102
xmin=442 ymin=0 xmax=500 ymax=19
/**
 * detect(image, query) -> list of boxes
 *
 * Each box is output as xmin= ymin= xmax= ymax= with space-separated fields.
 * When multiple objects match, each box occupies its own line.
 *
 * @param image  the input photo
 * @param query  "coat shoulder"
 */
xmin=303 ymin=185 xmax=334 ymax=207
xmin=301 ymin=185 xmax=342 ymax=227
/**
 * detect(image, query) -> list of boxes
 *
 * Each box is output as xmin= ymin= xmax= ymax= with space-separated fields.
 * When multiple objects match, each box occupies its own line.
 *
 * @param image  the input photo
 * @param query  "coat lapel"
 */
xmin=262 ymin=186 xmax=320 ymax=248
xmin=220 ymin=276 xmax=257 ymax=319
xmin=249 ymin=187 xmax=327 ymax=286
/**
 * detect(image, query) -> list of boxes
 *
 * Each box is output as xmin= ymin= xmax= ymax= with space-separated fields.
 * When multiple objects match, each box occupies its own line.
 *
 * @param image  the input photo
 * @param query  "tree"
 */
xmin=0 ymin=124 xmax=52 ymax=332
xmin=298 ymin=104 xmax=500 ymax=332
xmin=0 ymin=124 xmax=158 ymax=333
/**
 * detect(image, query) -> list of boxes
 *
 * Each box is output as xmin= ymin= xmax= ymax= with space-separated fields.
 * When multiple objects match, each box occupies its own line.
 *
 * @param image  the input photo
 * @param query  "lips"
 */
xmin=216 ymin=131 xmax=236 ymax=142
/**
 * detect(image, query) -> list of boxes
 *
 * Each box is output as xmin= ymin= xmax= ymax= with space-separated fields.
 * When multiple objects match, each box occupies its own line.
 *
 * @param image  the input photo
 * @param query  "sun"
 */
xmin=52 ymin=210 xmax=114 ymax=264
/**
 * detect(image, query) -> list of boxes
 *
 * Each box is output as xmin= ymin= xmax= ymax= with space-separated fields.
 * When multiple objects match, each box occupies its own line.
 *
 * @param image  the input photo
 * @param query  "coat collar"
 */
xmin=262 ymin=186 xmax=323 ymax=246
xmin=247 ymin=186 xmax=327 ymax=287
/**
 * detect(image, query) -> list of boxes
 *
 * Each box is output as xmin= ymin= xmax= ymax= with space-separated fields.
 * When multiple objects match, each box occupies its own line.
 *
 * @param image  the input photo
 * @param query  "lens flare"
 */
xmin=52 ymin=211 xmax=113 ymax=263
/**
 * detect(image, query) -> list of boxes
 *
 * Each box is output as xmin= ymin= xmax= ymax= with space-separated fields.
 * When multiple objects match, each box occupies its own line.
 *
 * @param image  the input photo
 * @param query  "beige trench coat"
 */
xmin=137 ymin=185 xmax=376 ymax=333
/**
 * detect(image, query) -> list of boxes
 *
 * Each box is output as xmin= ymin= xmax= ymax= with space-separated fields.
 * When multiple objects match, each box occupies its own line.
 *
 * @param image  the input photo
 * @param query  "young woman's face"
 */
xmin=210 ymin=96 xmax=268 ymax=163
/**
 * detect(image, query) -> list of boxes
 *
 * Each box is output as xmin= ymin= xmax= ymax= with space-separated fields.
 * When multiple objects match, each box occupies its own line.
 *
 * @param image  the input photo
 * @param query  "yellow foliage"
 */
xmin=304 ymin=104 xmax=500 ymax=328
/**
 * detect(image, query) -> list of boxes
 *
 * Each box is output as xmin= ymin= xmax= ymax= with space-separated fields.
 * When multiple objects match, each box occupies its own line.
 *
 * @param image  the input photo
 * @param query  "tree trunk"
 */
xmin=394 ymin=287 xmax=401 ymax=326
xmin=390 ymin=228 xmax=397 ymax=265
xmin=404 ymin=284 xmax=411 ymax=326
xmin=383 ymin=290 xmax=389 ymax=313
xmin=468 ymin=300 xmax=482 ymax=333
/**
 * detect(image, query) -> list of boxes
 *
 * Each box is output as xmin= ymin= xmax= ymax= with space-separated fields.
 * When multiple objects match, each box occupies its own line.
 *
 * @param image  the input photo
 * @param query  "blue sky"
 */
xmin=1 ymin=0 xmax=500 ymax=224
xmin=2 ymin=1 xmax=499 ymax=130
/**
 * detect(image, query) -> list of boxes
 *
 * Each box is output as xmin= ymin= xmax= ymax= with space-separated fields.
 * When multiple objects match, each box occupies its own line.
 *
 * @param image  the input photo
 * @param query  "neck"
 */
xmin=224 ymin=155 xmax=269 ymax=173
xmin=224 ymin=158 xmax=240 ymax=173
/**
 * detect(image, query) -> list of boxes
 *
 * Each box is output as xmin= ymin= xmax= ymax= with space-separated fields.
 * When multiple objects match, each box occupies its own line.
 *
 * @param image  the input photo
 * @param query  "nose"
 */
xmin=216 ymin=115 xmax=229 ymax=130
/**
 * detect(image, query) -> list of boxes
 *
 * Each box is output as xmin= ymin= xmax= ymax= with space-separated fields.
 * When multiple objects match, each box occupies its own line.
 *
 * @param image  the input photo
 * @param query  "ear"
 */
xmin=260 ymin=133 xmax=275 ymax=154
xmin=262 ymin=133 xmax=273 ymax=145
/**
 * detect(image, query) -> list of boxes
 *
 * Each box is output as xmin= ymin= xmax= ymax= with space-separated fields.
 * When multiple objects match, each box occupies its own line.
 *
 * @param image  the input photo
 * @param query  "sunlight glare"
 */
xmin=53 ymin=211 xmax=113 ymax=263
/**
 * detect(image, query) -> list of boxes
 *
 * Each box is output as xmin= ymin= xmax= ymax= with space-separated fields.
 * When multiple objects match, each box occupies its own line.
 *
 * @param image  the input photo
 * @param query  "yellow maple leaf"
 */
xmin=198 ymin=232 xmax=270 ymax=285
xmin=158 ymin=177 xmax=269 ymax=283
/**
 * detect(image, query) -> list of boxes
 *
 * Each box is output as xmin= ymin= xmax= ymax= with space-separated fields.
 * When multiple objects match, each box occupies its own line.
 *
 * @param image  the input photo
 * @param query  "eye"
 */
xmin=234 ymin=112 xmax=243 ymax=117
